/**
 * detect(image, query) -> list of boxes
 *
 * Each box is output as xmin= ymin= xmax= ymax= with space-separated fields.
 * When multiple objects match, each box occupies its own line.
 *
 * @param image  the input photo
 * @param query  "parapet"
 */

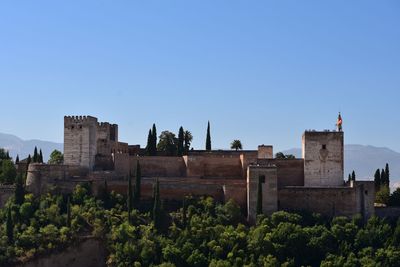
xmin=64 ymin=116 xmax=98 ymax=127
xmin=258 ymin=145 xmax=273 ymax=159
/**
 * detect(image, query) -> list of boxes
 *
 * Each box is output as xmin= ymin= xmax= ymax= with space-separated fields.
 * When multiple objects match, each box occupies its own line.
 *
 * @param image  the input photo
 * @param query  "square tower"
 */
xmin=302 ymin=131 xmax=344 ymax=187
xmin=64 ymin=116 xmax=98 ymax=170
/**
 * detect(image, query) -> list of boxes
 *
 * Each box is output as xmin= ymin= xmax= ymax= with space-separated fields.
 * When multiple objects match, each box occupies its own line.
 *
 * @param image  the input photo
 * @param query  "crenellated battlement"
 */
xmin=64 ymin=115 xmax=98 ymax=125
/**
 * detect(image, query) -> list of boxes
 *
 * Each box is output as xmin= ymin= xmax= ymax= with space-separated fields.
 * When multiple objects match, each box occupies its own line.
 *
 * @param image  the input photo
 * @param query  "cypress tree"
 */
xmin=15 ymin=155 xmax=19 ymax=164
xmin=14 ymin=173 xmax=24 ymax=205
xmin=153 ymin=178 xmax=161 ymax=231
xmin=33 ymin=147 xmax=38 ymax=163
xmin=39 ymin=149 xmax=43 ymax=163
xmin=178 ymin=127 xmax=184 ymax=156
xmin=152 ymin=123 xmax=157 ymax=156
xmin=348 ymin=174 xmax=351 ymax=183
xmin=256 ymin=177 xmax=263 ymax=215
xmin=351 ymin=170 xmax=356 ymax=182
xmin=127 ymin=172 xmax=134 ymax=224
xmin=134 ymin=161 xmax=141 ymax=206
xmin=374 ymin=169 xmax=381 ymax=192
xmin=6 ymin=151 xmax=10 ymax=159
xmin=385 ymin=163 xmax=390 ymax=187
xmin=27 ymin=154 xmax=31 ymax=165
xmin=101 ymin=178 xmax=109 ymax=208
xmin=381 ymin=169 xmax=387 ymax=187
xmin=6 ymin=207 xmax=13 ymax=244
xmin=146 ymin=129 xmax=152 ymax=156
xmin=66 ymin=196 xmax=71 ymax=227
xmin=182 ymin=197 xmax=187 ymax=228
xmin=206 ymin=121 xmax=211 ymax=151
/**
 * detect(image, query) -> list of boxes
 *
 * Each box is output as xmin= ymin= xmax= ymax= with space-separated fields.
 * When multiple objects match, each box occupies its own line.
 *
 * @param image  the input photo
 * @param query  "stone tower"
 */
xmin=302 ymin=131 xmax=344 ymax=187
xmin=64 ymin=116 xmax=98 ymax=170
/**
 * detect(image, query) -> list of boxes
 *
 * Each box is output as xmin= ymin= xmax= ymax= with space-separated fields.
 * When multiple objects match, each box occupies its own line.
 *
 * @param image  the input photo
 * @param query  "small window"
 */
xmin=365 ymin=190 xmax=368 ymax=195
xmin=71 ymin=126 xmax=74 ymax=129
xmin=322 ymin=144 xmax=327 ymax=150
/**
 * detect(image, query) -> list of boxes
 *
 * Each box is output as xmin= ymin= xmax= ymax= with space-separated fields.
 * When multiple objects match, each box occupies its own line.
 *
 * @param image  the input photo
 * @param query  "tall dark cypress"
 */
xmin=127 ymin=173 xmax=134 ymax=223
xmin=15 ymin=155 xmax=19 ymax=164
xmin=256 ymin=177 xmax=263 ymax=215
xmin=347 ymin=174 xmax=351 ymax=183
xmin=27 ymin=154 xmax=31 ymax=165
xmin=134 ymin=161 xmax=141 ymax=206
xmin=152 ymin=123 xmax=157 ymax=156
xmin=381 ymin=169 xmax=387 ymax=187
xmin=146 ymin=129 xmax=152 ymax=156
xmin=385 ymin=163 xmax=390 ymax=187
xmin=14 ymin=173 xmax=24 ymax=205
xmin=206 ymin=121 xmax=211 ymax=151
xmin=6 ymin=207 xmax=13 ymax=244
xmin=33 ymin=147 xmax=38 ymax=163
xmin=153 ymin=178 xmax=161 ymax=231
xmin=102 ymin=178 xmax=109 ymax=208
xmin=66 ymin=196 xmax=71 ymax=227
xmin=374 ymin=169 xmax=381 ymax=192
xmin=178 ymin=127 xmax=184 ymax=156
xmin=39 ymin=149 xmax=43 ymax=163
xmin=351 ymin=170 xmax=356 ymax=182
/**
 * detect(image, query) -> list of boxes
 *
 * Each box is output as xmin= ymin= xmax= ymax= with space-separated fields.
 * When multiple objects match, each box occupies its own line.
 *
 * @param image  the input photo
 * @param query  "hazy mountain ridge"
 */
xmin=283 ymin=145 xmax=400 ymax=186
xmin=0 ymin=133 xmax=62 ymax=162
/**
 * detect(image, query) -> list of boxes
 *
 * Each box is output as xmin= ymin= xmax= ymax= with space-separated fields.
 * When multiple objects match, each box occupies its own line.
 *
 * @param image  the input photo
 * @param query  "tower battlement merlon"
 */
xmin=64 ymin=115 xmax=98 ymax=124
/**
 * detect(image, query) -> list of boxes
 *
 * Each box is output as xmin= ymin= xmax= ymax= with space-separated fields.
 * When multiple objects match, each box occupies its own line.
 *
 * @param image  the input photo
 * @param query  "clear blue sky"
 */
xmin=0 ymin=1 xmax=399 ymax=152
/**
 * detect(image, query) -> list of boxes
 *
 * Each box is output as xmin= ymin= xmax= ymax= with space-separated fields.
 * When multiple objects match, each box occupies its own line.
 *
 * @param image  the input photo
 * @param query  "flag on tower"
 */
xmin=336 ymin=113 xmax=343 ymax=131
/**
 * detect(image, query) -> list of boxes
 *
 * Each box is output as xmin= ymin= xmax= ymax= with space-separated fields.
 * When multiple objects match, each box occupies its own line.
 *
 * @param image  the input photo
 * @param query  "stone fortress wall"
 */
xmin=25 ymin=115 xmax=375 ymax=221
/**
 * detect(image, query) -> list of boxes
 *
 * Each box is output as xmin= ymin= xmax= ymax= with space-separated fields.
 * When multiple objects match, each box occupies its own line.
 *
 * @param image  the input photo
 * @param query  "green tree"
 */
xmin=153 ymin=178 xmax=162 ymax=231
xmin=152 ymin=123 xmax=157 ymax=156
xmin=389 ymin=188 xmax=400 ymax=206
xmin=134 ymin=161 xmax=141 ymax=206
xmin=178 ymin=127 xmax=184 ymax=156
xmin=381 ymin=169 xmax=387 ymax=187
xmin=275 ymin=152 xmax=295 ymax=159
xmin=256 ymin=176 xmax=263 ymax=215
xmin=184 ymin=130 xmax=193 ymax=155
xmin=146 ymin=129 xmax=153 ymax=156
xmin=33 ymin=146 xmax=38 ymax=163
xmin=48 ymin=150 xmax=63 ymax=164
xmin=230 ymin=140 xmax=243 ymax=151
xmin=6 ymin=207 xmax=13 ymax=244
xmin=39 ymin=149 xmax=43 ymax=163
xmin=127 ymin=172 xmax=134 ymax=224
xmin=348 ymin=174 xmax=351 ymax=183
xmin=0 ymin=159 xmax=17 ymax=184
xmin=157 ymin=131 xmax=178 ymax=156
xmin=0 ymin=148 xmax=9 ymax=160
xmin=206 ymin=121 xmax=211 ymax=151
xmin=376 ymin=186 xmax=390 ymax=205
xmin=66 ymin=196 xmax=71 ymax=227
xmin=351 ymin=170 xmax=356 ymax=182
xmin=15 ymin=155 xmax=19 ymax=164
xmin=100 ymin=178 xmax=110 ymax=208
xmin=374 ymin=169 xmax=381 ymax=192
xmin=14 ymin=173 xmax=25 ymax=205
xmin=385 ymin=163 xmax=390 ymax=187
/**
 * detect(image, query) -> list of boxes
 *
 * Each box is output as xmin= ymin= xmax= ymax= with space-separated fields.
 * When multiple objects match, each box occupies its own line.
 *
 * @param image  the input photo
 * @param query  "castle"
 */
xmin=25 ymin=115 xmax=375 ymax=222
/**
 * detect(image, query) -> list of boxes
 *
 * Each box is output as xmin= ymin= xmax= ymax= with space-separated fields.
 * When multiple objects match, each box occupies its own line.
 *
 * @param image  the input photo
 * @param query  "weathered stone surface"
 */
xmin=302 ymin=131 xmax=344 ymax=187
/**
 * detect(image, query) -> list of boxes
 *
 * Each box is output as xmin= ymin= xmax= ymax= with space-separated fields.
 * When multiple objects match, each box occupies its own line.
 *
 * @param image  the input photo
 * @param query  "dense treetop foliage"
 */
xmin=1 ymin=182 xmax=400 ymax=267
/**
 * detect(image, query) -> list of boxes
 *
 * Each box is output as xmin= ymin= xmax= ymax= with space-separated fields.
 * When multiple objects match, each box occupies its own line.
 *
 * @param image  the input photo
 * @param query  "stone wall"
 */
xmin=0 ymin=185 xmax=14 ymax=208
xmin=15 ymin=238 xmax=106 ymax=267
xmin=278 ymin=183 xmax=374 ymax=218
xmin=302 ymin=131 xmax=344 ymax=187
xmin=184 ymin=155 xmax=243 ymax=178
xmin=98 ymin=177 xmax=245 ymax=203
xmin=130 ymin=156 xmax=186 ymax=177
xmin=247 ymin=165 xmax=278 ymax=223
xmin=25 ymin=164 xmax=89 ymax=195
xmin=256 ymin=159 xmax=304 ymax=188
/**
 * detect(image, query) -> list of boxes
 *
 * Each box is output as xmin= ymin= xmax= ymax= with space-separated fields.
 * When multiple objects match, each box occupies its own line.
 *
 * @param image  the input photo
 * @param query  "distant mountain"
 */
xmin=282 ymin=145 xmax=400 ymax=188
xmin=0 ymin=133 xmax=62 ymax=162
